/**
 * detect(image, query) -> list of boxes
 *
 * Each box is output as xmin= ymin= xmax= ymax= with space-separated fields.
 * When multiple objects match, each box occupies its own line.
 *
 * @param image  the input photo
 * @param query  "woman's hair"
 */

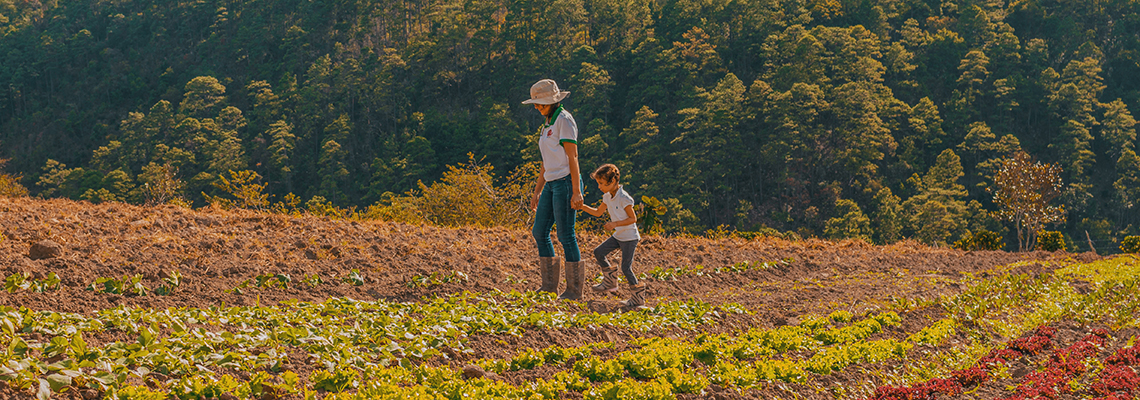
xmin=591 ymin=164 xmax=620 ymax=184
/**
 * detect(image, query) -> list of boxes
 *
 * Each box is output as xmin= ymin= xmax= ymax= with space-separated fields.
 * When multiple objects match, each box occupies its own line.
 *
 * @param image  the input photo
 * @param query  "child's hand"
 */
xmin=603 ymin=222 xmax=616 ymax=231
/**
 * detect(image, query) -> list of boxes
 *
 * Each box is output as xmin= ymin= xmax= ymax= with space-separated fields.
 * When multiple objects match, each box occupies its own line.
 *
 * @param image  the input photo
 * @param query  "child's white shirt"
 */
xmin=602 ymin=186 xmax=641 ymax=241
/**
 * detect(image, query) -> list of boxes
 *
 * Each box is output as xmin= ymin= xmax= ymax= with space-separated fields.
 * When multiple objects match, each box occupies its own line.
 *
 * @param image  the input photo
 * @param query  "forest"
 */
xmin=1 ymin=0 xmax=1139 ymax=250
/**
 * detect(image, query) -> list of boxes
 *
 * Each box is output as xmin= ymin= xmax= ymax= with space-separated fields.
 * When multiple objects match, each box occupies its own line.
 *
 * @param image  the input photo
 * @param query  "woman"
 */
xmin=523 ymin=79 xmax=585 ymax=300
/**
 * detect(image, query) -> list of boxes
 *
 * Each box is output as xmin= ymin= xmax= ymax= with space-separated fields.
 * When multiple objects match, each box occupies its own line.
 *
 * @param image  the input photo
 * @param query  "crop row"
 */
xmin=259 ymin=310 xmax=930 ymax=399
xmin=4 ymin=272 xmax=61 ymax=293
xmin=0 ymin=290 xmax=748 ymax=399
xmin=0 ymin=294 xmax=913 ymax=399
xmin=6 ymin=255 xmax=1140 ymax=399
xmin=877 ymin=255 xmax=1140 ymax=393
xmin=868 ymin=325 xmax=1140 ymax=400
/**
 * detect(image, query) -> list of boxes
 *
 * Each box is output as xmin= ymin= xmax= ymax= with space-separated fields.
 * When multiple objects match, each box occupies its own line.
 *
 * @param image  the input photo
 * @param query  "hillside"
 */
xmin=2 ymin=0 xmax=1139 ymax=247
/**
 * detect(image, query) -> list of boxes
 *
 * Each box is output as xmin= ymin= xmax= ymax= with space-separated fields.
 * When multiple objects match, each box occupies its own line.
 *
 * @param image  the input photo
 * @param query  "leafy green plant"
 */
xmin=509 ymin=347 xmax=545 ymax=371
xmin=87 ymin=275 xmax=147 ymax=296
xmin=343 ymin=269 xmax=365 ymax=286
xmin=406 ymin=271 xmax=468 ymax=288
xmin=574 ymin=357 xmax=625 ymax=382
xmin=586 ymin=378 xmax=675 ymax=400
xmin=312 ymin=366 xmax=359 ymax=393
xmin=153 ymin=270 xmax=181 ymax=295
xmin=5 ymin=272 xmax=61 ymax=293
xmin=909 ymin=318 xmax=957 ymax=346
xmin=302 ymin=274 xmax=324 ymax=286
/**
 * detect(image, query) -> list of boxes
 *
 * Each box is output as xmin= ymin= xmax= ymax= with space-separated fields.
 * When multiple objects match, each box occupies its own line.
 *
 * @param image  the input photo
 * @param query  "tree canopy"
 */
xmin=2 ymin=0 xmax=1140 ymax=248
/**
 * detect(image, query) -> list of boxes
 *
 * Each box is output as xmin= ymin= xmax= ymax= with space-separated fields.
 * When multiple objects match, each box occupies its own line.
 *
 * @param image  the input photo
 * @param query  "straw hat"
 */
xmin=522 ymin=79 xmax=570 ymax=105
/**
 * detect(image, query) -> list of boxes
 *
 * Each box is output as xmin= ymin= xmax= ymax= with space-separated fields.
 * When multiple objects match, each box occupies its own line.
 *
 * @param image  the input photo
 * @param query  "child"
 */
xmin=577 ymin=164 xmax=647 ymax=308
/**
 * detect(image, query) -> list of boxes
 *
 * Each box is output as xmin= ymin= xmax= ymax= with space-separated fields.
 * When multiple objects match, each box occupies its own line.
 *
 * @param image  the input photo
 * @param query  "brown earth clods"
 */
xmin=0 ymin=197 xmax=1101 ymax=399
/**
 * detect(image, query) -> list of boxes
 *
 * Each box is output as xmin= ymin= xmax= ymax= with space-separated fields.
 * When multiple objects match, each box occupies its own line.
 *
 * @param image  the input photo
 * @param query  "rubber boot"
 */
xmin=621 ymin=283 xmax=648 ymax=309
xmin=591 ymin=267 xmax=619 ymax=294
xmin=558 ymin=261 xmax=585 ymax=300
xmin=538 ymin=257 xmax=561 ymax=293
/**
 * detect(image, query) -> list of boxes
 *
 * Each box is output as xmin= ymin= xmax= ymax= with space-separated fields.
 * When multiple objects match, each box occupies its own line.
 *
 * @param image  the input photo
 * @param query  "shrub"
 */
xmin=0 ymin=166 xmax=28 ymax=198
xmin=972 ymin=230 xmax=1005 ymax=250
xmin=953 ymin=230 xmax=1004 ymax=251
xmin=1037 ymin=231 xmax=1066 ymax=252
xmin=204 ymin=170 xmax=269 ymax=210
xmin=1121 ymin=236 xmax=1140 ymax=254
xmin=138 ymin=162 xmax=186 ymax=206
xmin=410 ymin=154 xmax=538 ymax=228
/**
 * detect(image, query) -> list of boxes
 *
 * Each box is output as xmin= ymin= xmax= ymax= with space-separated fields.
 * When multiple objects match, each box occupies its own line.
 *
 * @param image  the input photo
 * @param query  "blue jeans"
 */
xmin=533 ymin=176 xmax=581 ymax=262
xmin=594 ymin=236 xmax=639 ymax=285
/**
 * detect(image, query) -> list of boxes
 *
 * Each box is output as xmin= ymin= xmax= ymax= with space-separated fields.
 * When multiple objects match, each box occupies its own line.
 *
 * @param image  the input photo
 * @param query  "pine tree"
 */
xmin=872 ymin=187 xmax=902 ymax=244
xmin=902 ymin=149 xmax=969 ymax=244
xmin=824 ymin=199 xmax=872 ymax=242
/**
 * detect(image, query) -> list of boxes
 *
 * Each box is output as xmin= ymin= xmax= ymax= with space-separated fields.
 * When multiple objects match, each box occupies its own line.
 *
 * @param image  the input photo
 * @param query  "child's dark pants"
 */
xmin=593 ymin=237 xmax=639 ymax=285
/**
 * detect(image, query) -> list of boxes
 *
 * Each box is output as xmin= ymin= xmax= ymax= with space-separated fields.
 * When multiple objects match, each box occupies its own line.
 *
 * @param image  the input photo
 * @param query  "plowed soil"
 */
xmin=0 ymin=196 xmax=1099 ymax=399
xmin=1 ymin=197 xmax=1082 ymax=318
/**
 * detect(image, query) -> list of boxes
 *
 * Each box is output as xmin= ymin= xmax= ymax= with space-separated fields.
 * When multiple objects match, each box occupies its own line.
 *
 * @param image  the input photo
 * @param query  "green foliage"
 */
xmin=205 ymin=170 xmax=269 ymax=210
xmin=3 ymin=0 xmax=1140 ymax=241
xmin=637 ymin=196 xmax=668 ymax=236
xmin=4 ymin=272 xmax=60 ymax=293
xmin=153 ymin=271 xmax=182 ymax=296
xmin=871 ymin=187 xmax=902 ymax=245
xmin=389 ymin=155 xmax=539 ymax=228
xmin=824 ymin=199 xmax=871 ymax=242
xmin=907 ymin=318 xmax=957 ymax=346
xmin=312 ymin=367 xmax=359 ymax=393
xmin=902 ymin=149 xmax=969 ymax=245
xmin=343 ymin=269 xmax=365 ymax=286
xmin=86 ymin=275 xmax=148 ymax=296
xmin=406 ymin=271 xmax=469 ymax=288
xmin=1036 ymin=231 xmax=1066 ymax=252
xmin=587 ymin=379 xmax=675 ymax=400
xmin=573 ymin=357 xmax=625 ymax=382
xmin=1122 ymin=236 xmax=1140 ymax=253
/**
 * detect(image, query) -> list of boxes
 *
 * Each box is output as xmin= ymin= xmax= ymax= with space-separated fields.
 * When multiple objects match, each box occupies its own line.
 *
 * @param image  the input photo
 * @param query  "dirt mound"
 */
xmin=0 ymin=197 xmax=1081 ymax=317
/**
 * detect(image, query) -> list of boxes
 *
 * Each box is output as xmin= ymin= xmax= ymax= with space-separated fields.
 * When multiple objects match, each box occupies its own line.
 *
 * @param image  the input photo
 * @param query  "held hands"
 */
xmin=571 ymin=192 xmax=584 ymax=210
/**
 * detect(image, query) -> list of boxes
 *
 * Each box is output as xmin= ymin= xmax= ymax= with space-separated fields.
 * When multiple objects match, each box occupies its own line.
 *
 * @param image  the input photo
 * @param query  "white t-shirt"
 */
xmin=538 ymin=107 xmax=578 ymax=182
xmin=603 ymin=186 xmax=641 ymax=241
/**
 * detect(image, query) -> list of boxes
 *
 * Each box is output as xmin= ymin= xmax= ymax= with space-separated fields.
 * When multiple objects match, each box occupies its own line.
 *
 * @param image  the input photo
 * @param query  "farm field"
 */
xmin=1 ymin=196 xmax=1138 ymax=400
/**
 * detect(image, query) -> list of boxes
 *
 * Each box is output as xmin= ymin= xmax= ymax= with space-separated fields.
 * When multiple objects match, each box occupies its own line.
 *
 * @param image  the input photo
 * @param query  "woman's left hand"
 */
xmin=571 ymin=192 xmax=583 ymax=209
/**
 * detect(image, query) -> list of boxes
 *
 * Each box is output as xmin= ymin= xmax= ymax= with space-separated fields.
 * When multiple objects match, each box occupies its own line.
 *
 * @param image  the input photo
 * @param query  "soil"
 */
xmin=0 ymin=197 xmax=1100 ymax=399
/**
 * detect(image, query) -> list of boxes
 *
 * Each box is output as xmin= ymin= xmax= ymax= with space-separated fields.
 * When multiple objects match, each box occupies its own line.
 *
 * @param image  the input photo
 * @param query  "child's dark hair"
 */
xmin=591 ymin=164 xmax=620 ymax=183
